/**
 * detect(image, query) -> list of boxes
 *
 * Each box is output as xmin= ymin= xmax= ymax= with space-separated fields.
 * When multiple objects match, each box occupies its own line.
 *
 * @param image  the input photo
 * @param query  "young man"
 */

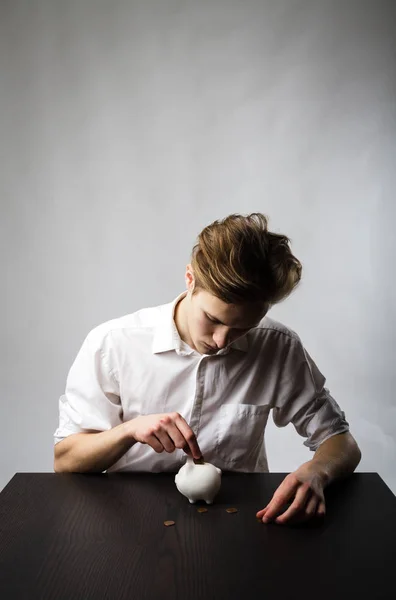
xmin=54 ymin=213 xmax=361 ymax=525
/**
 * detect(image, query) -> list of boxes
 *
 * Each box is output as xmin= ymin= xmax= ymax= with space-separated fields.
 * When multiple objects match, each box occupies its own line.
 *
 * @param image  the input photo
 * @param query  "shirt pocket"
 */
xmin=214 ymin=404 xmax=271 ymax=464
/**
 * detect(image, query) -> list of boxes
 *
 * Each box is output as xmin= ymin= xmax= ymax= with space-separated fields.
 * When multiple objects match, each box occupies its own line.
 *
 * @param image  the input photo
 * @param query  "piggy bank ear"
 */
xmin=216 ymin=467 xmax=222 ymax=475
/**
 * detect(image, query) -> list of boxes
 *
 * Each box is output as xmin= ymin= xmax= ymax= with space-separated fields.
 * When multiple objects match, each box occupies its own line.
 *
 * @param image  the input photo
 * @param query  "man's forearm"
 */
xmin=311 ymin=431 xmax=362 ymax=487
xmin=54 ymin=422 xmax=137 ymax=473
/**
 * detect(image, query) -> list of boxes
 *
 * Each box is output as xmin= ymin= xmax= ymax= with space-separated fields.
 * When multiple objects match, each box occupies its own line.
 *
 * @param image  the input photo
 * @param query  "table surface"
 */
xmin=0 ymin=472 xmax=395 ymax=600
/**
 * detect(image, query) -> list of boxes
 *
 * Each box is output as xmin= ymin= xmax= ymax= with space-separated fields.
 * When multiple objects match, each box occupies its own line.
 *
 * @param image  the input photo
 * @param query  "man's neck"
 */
xmin=174 ymin=296 xmax=192 ymax=348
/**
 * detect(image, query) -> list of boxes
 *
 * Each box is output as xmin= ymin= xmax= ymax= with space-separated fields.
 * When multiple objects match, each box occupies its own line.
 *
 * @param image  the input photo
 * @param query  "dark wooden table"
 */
xmin=0 ymin=472 xmax=395 ymax=599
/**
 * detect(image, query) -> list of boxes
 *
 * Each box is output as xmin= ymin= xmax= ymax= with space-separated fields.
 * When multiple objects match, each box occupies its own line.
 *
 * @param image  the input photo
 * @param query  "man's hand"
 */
xmin=128 ymin=412 xmax=203 ymax=460
xmin=256 ymin=432 xmax=361 ymax=525
xmin=256 ymin=461 xmax=327 ymax=526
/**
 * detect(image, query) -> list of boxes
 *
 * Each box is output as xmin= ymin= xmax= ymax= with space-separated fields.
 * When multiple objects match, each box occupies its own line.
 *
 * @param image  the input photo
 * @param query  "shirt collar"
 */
xmin=152 ymin=292 xmax=191 ymax=355
xmin=152 ymin=292 xmax=249 ymax=356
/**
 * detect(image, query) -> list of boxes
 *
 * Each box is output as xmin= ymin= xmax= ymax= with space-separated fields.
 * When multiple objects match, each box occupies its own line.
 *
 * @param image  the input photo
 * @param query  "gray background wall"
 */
xmin=1 ymin=0 xmax=395 ymax=493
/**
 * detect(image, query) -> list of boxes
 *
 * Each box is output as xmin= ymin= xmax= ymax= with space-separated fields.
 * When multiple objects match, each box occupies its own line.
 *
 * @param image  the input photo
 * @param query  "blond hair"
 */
xmin=191 ymin=213 xmax=302 ymax=305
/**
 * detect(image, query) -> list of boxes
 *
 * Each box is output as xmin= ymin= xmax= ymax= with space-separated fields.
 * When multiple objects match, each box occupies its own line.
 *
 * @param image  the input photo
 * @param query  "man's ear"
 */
xmin=185 ymin=264 xmax=195 ymax=292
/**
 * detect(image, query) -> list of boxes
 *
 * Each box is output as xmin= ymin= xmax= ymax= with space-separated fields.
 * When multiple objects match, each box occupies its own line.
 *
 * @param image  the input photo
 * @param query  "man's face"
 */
xmin=186 ymin=288 xmax=269 ymax=355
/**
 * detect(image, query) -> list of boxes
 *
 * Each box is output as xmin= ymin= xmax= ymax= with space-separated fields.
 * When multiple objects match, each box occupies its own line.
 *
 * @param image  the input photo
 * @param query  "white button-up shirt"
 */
xmin=54 ymin=292 xmax=349 ymax=473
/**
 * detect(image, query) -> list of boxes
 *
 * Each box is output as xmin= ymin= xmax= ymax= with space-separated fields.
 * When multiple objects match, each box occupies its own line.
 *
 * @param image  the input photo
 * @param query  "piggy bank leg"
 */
xmin=189 ymin=498 xmax=196 ymax=504
xmin=205 ymin=499 xmax=213 ymax=505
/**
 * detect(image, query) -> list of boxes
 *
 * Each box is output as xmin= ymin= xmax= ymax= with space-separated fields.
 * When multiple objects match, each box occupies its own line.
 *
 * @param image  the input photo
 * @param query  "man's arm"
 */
xmin=257 ymin=432 xmax=362 ymax=525
xmin=54 ymin=422 xmax=136 ymax=473
xmin=54 ymin=412 xmax=203 ymax=473
xmin=310 ymin=431 xmax=362 ymax=485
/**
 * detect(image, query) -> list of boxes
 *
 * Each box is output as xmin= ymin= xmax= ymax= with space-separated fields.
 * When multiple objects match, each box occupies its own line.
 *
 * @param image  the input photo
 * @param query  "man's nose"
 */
xmin=213 ymin=327 xmax=230 ymax=349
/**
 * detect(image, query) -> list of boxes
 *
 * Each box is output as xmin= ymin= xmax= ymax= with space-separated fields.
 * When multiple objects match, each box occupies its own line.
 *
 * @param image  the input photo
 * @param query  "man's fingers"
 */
xmin=292 ymin=497 xmax=325 ymax=525
xmin=165 ymin=424 xmax=192 ymax=454
xmin=277 ymin=494 xmax=318 ymax=525
xmin=262 ymin=500 xmax=289 ymax=522
xmin=261 ymin=491 xmax=326 ymax=526
xmin=317 ymin=500 xmax=326 ymax=518
xmin=274 ymin=484 xmax=312 ymax=524
xmin=174 ymin=414 xmax=202 ymax=459
xmin=261 ymin=477 xmax=300 ymax=522
xmin=146 ymin=434 xmax=165 ymax=454
xmin=132 ymin=413 xmax=202 ymax=458
xmin=155 ymin=430 xmax=176 ymax=453
xmin=305 ymin=495 xmax=319 ymax=518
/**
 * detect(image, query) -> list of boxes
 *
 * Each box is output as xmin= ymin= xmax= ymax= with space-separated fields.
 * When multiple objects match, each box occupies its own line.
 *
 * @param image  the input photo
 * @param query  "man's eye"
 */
xmin=206 ymin=314 xmax=218 ymax=324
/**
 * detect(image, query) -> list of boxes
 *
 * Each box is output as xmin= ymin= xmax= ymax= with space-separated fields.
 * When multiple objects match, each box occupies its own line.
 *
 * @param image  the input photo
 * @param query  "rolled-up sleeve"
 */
xmin=271 ymin=337 xmax=349 ymax=452
xmin=54 ymin=329 xmax=122 ymax=444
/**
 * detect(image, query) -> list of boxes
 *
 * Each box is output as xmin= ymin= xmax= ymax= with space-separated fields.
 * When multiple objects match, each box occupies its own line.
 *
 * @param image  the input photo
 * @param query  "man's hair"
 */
xmin=191 ymin=213 xmax=302 ymax=305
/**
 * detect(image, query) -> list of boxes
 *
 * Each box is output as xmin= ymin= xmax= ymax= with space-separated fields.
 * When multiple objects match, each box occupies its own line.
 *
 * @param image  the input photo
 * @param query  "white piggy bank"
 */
xmin=175 ymin=457 xmax=222 ymax=504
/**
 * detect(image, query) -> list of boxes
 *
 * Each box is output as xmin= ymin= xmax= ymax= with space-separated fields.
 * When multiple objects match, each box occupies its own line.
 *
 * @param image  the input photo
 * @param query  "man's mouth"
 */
xmin=204 ymin=343 xmax=217 ymax=351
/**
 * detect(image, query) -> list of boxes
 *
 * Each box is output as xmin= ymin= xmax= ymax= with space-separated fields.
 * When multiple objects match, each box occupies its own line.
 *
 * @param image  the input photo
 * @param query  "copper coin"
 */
xmin=197 ymin=507 xmax=208 ymax=513
xmin=226 ymin=507 xmax=238 ymax=514
xmin=164 ymin=520 xmax=175 ymax=527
